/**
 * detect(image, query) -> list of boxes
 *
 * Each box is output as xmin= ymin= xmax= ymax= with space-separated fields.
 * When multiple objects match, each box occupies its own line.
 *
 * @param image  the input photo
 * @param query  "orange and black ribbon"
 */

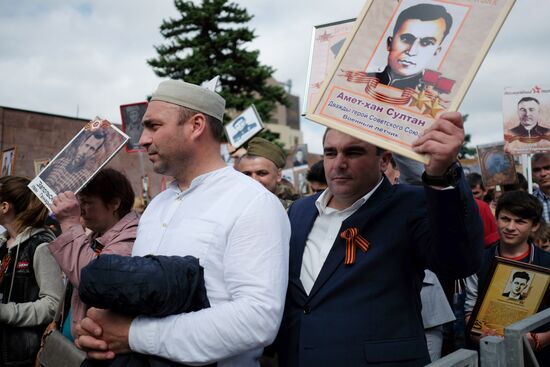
xmin=340 ymin=227 xmax=369 ymax=265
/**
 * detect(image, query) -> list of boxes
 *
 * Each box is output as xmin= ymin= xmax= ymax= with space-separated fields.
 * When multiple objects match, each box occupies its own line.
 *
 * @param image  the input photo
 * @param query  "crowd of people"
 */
xmin=1 ymin=79 xmax=549 ymax=367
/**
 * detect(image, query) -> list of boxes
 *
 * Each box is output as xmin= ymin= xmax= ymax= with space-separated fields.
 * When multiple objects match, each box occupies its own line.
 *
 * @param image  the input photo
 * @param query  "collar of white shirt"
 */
xmin=314 ymin=177 xmax=385 ymax=215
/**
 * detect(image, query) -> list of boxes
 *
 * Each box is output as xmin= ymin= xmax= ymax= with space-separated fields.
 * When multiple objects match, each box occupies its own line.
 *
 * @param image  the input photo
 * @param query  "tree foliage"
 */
xmin=147 ymin=0 xmax=288 ymax=124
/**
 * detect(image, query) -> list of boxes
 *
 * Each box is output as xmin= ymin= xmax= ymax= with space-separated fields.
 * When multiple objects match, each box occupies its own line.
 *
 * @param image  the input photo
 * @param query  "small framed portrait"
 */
xmin=476 ymin=142 xmax=517 ymax=188
xmin=34 ymin=158 xmax=51 ymax=176
xmin=293 ymin=144 xmax=309 ymax=168
xmin=468 ymin=257 xmax=550 ymax=337
xmin=1 ymin=147 xmax=17 ymax=177
xmin=28 ymin=118 xmax=129 ymax=209
xmin=225 ymin=105 xmax=264 ymax=149
xmin=120 ymin=102 xmax=148 ymax=153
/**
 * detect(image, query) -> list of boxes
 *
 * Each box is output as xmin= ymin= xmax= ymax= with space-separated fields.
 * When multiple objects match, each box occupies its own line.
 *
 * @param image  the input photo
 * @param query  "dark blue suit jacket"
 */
xmin=276 ymin=175 xmax=484 ymax=366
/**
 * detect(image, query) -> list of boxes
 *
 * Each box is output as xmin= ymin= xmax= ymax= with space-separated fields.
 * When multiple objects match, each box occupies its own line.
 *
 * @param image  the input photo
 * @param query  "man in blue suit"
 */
xmin=275 ymin=112 xmax=484 ymax=366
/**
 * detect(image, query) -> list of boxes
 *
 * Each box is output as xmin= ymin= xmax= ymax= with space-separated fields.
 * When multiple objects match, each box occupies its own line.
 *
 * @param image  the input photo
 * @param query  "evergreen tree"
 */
xmin=147 ymin=0 xmax=288 ymax=125
xmin=458 ymin=114 xmax=476 ymax=159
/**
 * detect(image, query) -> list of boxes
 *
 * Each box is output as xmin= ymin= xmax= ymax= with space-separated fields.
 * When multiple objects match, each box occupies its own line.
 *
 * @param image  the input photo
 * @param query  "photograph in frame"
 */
xmin=306 ymin=0 xmax=516 ymax=163
xmin=303 ymin=18 xmax=355 ymax=114
xmin=293 ymin=165 xmax=310 ymax=196
xmin=225 ymin=105 xmax=264 ymax=149
xmin=34 ymin=158 xmax=51 ymax=176
xmin=476 ymin=142 xmax=517 ymax=188
xmin=468 ymin=257 xmax=550 ymax=337
xmin=120 ymin=101 xmax=148 ymax=152
xmin=293 ymin=144 xmax=309 ymax=168
xmin=28 ymin=118 xmax=129 ymax=209
xmin=503 ymin=86 xmax=550 ymax=155
xmin=1 ymin=147 xmax=17 ymax=177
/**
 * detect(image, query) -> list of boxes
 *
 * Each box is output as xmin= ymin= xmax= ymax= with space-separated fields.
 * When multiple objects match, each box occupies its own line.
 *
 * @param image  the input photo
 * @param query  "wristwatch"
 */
xmin=421 ymin=161 xmax=461 ymax=187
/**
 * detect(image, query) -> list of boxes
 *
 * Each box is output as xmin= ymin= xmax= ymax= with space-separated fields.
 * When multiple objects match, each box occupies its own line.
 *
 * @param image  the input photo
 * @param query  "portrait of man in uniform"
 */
xmin=121 ymin=102 xmax=147 ymax=152
xmin=507 ymin=97 xmax=550 ymax=139
xmin=231 ymin=116 xmax=258 ymax=144
xmin=368 ymin=2 xmax=454 ymax=90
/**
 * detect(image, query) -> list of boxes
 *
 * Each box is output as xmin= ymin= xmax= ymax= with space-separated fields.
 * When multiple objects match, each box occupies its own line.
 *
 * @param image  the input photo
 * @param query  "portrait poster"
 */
xmin=120 ymin=102 xmax=147 ymax=153
xmin=468 ymin=257 xmax=550 ymax=337
xmin=28 ymin=118 xmax=128 ymax=209
xmin=225 ymin=105 xmax=264 ymax=149
xmin=303 ymin=18 xmax=355 ymax=114
xmin=282 ymin=168 xmax=295 ymax=186
xmin=503 ymin=86 xmax=550 ymax=155
xmin=293 ymin=144 xmax=309 ymax=168
xmin=33 ymin=158 xmax=50 ymax=176
xmin=306 ymin=0 xmax=516 ymax=163
xmin=293 ymin=165 xmax=310 ymax=196
xmin=476 ymin=142 xmax=517 ymax=188
xmin=1 ymin=147 xmax=17 ymax=177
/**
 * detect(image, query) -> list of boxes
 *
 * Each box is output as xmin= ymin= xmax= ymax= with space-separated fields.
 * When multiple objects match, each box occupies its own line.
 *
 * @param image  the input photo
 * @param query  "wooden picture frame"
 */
xmin=306 ymin=0 xmax=516 ymax=163
xmin=468 ymin=257 xmax=550 ymax=337
xmin=1 ymin=146 xmax=17 ymax=177
xmin=476 ymin=142 xmax=517 ymax=187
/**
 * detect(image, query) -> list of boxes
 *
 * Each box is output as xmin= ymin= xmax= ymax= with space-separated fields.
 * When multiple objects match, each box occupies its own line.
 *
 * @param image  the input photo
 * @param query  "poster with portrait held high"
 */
xmin=503 ymin=86 xmax=550 ymax=155
xmin=306 ymin=0 xmax=516 ymax=163
xmin=468 ymin=257 xmax=550 ymax=337
xmin=1 ymin=147 xmax=17 ymax=177
xmin=303 ymin=18 xmax=355 ymax=114
xmin=476 ymin=142 xmax=516 ymax=188
xmin=225 ymin=105 xmax=264 ymax=149
xmin=121 ymin=102 xmax=148 ymax=153
xmin=28 ymin=118 xmax=129 ymax=209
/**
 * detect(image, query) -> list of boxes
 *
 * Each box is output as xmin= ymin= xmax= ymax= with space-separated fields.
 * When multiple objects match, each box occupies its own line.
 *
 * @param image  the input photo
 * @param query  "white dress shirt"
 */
xmin=300 ymin=179 xmax=383 ymax=294
xmin=129 ymin=166 xmax=290 ymax=366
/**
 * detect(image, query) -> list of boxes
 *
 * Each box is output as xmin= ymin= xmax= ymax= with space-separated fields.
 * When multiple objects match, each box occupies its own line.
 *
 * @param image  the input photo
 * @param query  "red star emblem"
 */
xmin=317 ymin=31 xmax=333 ymax=42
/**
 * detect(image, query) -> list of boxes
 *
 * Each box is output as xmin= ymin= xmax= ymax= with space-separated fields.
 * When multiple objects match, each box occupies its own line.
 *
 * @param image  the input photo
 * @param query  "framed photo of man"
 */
xmin=303 ymin=18 xmax=355 ymax=114
xmin=503 ymin=86 xmax=550 ymax=155
xmin=28 ymin=118 xmax=129 ymax=209
xmin=33 ymin=158 xmax=50 ymax=176
xmin=468 ymin=257 xmax=550 ymax=337
xmin=306 ymin=0 xmax=516 ymax=163
xmin=225 ymin=105 xmax=264 ymax=149
xmin=476 ymin=142 xmax=517 ymax=188
xmin=120 ymin=102 xmax=147 ymax=153
xmin=1 ymin=147 xmax=17 ymax=177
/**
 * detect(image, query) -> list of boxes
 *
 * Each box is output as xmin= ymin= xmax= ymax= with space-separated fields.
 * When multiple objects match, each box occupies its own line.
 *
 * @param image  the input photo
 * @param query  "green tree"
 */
xmin=459 ymin=114 xmax=476 ymax=160
xmin=147 ymin=0 xmax=288 ymax=125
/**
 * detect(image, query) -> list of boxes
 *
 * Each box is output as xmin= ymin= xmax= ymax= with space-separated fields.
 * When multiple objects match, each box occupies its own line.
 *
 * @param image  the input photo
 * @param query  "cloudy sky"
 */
xmin=1 ymin=0 xmax=548 ymax=154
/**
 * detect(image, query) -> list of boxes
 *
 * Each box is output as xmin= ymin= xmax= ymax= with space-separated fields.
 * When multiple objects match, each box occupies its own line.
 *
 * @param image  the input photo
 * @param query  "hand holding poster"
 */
xmin=28 ymin=118 xmax=128 ymax=208
xmin=307 ymin=0 xmax=516 ymax=163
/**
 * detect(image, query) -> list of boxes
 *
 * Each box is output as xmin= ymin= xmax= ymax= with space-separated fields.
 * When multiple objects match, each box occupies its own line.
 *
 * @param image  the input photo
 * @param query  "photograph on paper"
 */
xmin=1 ymin=147 xmax=17 ymax=177
xmin=503 ymin=86 xmax=550 ymax=155
xmin=225 ymin=105 xmax=264 ymax=149
xmin=28 ymin=118 xmax=128 ymax=208
xmin=121 ymin=101 xmax=147 ymax=152
xmin=307 ymin=0 xmax=516 ymax=162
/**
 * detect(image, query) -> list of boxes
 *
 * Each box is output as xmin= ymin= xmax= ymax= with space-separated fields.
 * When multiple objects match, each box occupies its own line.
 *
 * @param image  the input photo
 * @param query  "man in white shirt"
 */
xmin=75 ymin=79 xmax=290 ymax=367
xmin=275 ymin=113 xmax=484 ymax=366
